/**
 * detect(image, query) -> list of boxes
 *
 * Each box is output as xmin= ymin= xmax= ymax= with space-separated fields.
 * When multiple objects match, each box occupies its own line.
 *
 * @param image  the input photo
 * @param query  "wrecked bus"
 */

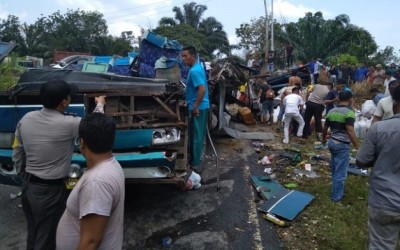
xmin=0 ymin=33 xmax=254 ymax=188
xmin=0 ymin=32 xmax=247 ymax=189
xmin=0 ymin=33 xmax=194 ymax=188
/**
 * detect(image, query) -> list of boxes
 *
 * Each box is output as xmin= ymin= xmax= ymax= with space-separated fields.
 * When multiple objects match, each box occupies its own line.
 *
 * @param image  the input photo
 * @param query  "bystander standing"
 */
xmin=356 ymin=85 xmax=400 ymax=250
xmin=181 ymin=46 xmax=210 ymax=174
xmin=322 ymin=91 xmax=359 ymax=202
xmin=56 ymin=113 xmax=124 ymax=250
xmin=12 ymin=80 xmax=105 ymax=250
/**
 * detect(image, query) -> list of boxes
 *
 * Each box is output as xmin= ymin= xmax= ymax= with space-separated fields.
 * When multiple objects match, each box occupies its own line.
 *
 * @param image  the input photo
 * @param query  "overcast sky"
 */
xmin=1 ymin=0 xmax=399 ymax=56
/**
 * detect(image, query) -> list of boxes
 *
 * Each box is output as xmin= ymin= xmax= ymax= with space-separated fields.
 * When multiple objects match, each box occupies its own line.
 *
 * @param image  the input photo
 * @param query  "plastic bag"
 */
xmin=354 ymin=117 xmax=371 ymax=139
xmin=261 ymin=156 xmax=271 ymax=165
xmin=184 ymin=171 xmax=202 ymax=190
xmin=361 ymin=100 xmax=376 ymax=119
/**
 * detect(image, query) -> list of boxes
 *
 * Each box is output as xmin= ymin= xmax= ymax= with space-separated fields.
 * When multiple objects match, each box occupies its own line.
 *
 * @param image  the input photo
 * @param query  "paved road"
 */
xmin=0 ymin=138 xmax=282 ymax=249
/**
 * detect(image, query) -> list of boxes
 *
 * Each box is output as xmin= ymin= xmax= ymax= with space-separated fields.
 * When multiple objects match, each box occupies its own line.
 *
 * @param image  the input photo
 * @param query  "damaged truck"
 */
xmin=0 ymin=32 xmax=247 ymax=188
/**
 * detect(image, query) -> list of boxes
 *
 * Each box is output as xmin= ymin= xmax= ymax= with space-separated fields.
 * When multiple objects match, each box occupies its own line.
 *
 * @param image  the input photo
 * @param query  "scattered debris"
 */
xmin=269 ymin=173 xmax=277 ymax=179
xmin=262 ymin=213 xmax=286 ymax=226
xmin=280 ymin=149 xmax=302 ymax=163
xmin=226 ymin=103 xmax=241 ymax=116
xmin=251 ymin=175 xmax=315 ymax=226
xmin=235 ymin=227 xmax=245 ymax=232
xmin=284 ymin=183 xmax=298 ymax=189
xmin=184 ymin=172 xmax=201 ymax=191
xmin=238 ymin=107 xmax=256 ymax=125
xmin=252 ymin=141 xmax=270 ymax=151
xmin=348 ymin=163 xmax=369 ymax=176
xmin=310 ymin=155 xmax=327 ymax=162
xmin=258 ymin=189 xmax=315 ymax=221
xmin=252 ymin=141 xmax=264 ymax=147
xmin=9 ymin=193 xmax=17 ymax=200
xmin=250 ymin=176 xmax=284 ymax=200
xmin=161 ymin=237 xmax=172 ymax=248
xmin=264 ymin=168 xmax=273 ymax=174
xmin=314 ymin=142 xmax=325 ymax=150
xmin=294 ymin=169 xmax=320 ymax=179
xmin=261 ymin=156 xmax=271 ymax=165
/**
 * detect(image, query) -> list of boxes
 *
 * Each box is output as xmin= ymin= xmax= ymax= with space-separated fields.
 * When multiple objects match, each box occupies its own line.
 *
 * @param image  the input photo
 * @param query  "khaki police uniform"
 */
xmin=13 ymin=108 xmax=80 ymax=250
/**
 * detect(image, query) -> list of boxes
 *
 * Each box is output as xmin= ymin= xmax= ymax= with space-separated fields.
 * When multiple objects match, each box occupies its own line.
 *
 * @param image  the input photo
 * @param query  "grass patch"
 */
xmin=271 ymin=140 xmax=369 ymax=249
xmin=283 ymin=175 xmax=369 ymax=250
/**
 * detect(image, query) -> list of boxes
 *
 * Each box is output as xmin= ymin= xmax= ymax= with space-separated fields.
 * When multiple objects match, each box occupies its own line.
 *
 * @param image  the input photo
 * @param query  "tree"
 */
xmin=40 ymin=9 xmax=109 ymax=53
xmin=0 ymin=15 xmax=26 ymax=54
xmin=0 ymin=10 xmax=137 ymax=59
xmin=236 ymin=12 xmax=378 ymax=66
xmin=199 ymin=17 xmax=230 ymax=56
xmin=153 ymin=24 xmax=208 ymax=58
xmin=111 ymin=32 xmax=135 ymax=55
xmin=158 ymin=2 xmax=230 ymax=59
xmin=235 ymin=17 xmax=266 ymax=52
xmin=159 ymin=2 xmax=207 ymax=29
xmin=369 ymin=46 xmax=400 ymax=66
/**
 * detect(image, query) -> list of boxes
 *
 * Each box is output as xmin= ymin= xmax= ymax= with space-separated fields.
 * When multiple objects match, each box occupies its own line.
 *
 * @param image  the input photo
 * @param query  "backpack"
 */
xmin=266 ymin=89 xmax=275 ymax=99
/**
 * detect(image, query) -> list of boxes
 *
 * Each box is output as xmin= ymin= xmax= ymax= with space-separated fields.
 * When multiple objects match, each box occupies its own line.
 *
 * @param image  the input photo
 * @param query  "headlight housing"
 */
xmin=68 ymin=163 xmax=82 ymax=178
xmin=152 ymin=128 xmax=181 ymax=145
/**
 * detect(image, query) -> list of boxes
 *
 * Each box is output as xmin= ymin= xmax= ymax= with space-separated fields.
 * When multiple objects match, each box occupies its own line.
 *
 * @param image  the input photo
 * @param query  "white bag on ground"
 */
xmin=354 ymin=116 xmax=372 ymax=139
xmin=273 ymin=106 xmax=280 ymax=123
xmin=361 ymin=100 xmax=376 ymax=119
xmin=184 ymin=171 xmax=202 ymax=190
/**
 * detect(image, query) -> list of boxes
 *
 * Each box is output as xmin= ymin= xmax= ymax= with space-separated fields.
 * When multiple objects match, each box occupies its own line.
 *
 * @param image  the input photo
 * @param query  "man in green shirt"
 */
xmin=322 ymin=91 xmax=359 ymax=202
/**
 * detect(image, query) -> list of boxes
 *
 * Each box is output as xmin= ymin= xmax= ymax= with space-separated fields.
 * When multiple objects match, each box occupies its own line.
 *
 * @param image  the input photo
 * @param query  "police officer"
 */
xmin=12 ymin=80 xmax=105 ymax=250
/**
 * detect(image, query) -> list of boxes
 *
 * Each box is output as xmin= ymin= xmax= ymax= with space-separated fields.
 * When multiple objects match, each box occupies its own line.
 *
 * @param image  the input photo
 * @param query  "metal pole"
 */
xmin=263 ymin=0 xmax=269 ymax=65
xmin=271 ymin=0 xmax=274 ymax=51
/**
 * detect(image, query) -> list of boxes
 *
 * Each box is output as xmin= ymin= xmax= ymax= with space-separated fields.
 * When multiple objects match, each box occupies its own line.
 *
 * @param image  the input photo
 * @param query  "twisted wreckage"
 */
xmin=0 ymin=31 xmax=307 ymax=186
xmin=0 ymin=34 xmax=252 ymax=187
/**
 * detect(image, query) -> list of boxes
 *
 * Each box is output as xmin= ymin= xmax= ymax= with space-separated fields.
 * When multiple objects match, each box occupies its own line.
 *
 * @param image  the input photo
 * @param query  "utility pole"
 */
xmin=263 ymin=0 xmax=269 ymax=67
xmin=271 ymin=0 xmax=274 ymax=51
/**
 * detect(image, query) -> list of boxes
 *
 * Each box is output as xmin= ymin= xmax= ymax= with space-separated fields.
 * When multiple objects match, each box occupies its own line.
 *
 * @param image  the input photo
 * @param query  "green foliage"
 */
xmin=158 ymin=2 xmax=230 ymax=59
xmin=0 ymin=10 xmax=135 ymax=59
xmin=154 ymin=24 xmax=207 ymax=57
xmin=0 ymin=53 xmax=26 ymax=91
xmin=0 ymin=15 xmax=26 ymax=55
xmin=235 ymin=17 xmax=267 ymax=52
xmin=338 ymin=54 xmax=358 ymax=65
xmin=369 ymin=46 xmax=400 ymax=66
xmin=199 ymin=17 xmax=230 ymax=57
xmin=228 ymin=55 xmax=246 ymax=65
xmin=235 ymin=12 xmax=383 ymax=66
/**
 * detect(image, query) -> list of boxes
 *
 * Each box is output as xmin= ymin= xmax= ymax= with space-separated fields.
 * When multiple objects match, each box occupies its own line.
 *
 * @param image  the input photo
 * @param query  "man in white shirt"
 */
xmin=56 ymin=113 xmax=125 ymax=250
xmin=282 ymin=87 xmax=305 ymax=144
xmin=372 ymin=80 xmax=399 ymax=124
xmin=383 ymin=71 xmax=396 ymax=96
xmin=313 ymin=58 xmax=323 ymax=84
xmin=247 ymin=57 xmax=254 ymax=68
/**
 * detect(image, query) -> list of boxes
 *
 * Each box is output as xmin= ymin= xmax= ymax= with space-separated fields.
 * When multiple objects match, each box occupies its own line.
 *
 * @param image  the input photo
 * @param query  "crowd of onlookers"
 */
xmin=308 ymin=59 xmax=400 ymax=86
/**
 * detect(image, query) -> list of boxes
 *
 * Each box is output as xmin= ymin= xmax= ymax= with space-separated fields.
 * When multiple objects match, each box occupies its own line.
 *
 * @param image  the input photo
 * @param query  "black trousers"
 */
xmin=21 ymin=174 xmax=67 ymax=250
xmin=303 ymin=101 xmax=325 ymax=137
xmin=287 ymin=55 xmax=294 ymax=67
xmin=313 ymin=73 xmax=319 ymax=84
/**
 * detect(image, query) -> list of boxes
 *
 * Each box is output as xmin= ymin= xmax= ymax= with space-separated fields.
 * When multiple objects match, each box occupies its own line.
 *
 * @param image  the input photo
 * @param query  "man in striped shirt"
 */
xmin=322 ymin=91 xmax=359 ymax=202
